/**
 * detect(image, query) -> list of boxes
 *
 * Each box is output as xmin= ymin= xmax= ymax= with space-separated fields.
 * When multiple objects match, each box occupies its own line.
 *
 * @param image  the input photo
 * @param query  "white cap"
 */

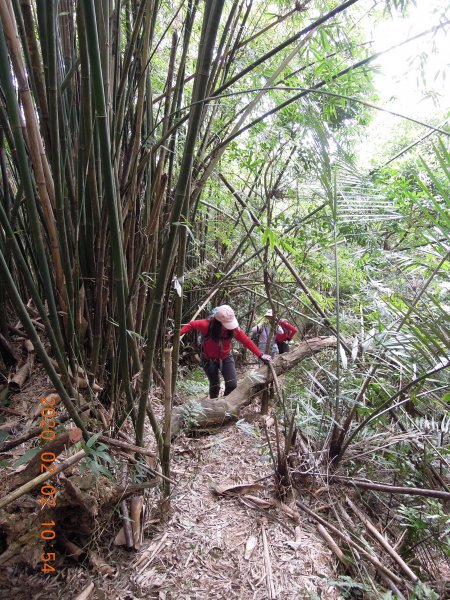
xmin=214 ymin=305 xmax=239 ymax=329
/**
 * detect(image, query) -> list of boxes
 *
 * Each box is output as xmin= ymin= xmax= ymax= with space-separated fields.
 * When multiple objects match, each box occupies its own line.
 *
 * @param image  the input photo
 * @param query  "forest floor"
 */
xmin=0 ymin=360 xmax=341 ymax=600
xmin=61 ymin=414 xmax=339 ymax=599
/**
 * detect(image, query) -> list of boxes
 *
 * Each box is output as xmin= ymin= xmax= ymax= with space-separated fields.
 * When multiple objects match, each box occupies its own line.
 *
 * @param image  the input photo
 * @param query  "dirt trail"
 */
xmin=48 ymin=405 xmax=339 ymax=599
xmin=0 ymin=360 xmax=340 ymax=599
xmin=126 ymin=421 xmax=339 ymax=600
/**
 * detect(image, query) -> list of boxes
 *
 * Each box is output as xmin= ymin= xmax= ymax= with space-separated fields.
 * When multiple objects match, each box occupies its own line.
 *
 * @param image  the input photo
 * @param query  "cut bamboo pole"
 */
xmin=162 ymin=347 xmax=172 ymax=498
xmin=317 ymin=523 xmax=351 ymax=569
xmin=22 ymin=339 xmax=34 ymax=353
xmin=130 ymin=495 xmax=145 ymax=550
xmin=296 ymin=500 xmax=403 ymax=586
xmin=8 ymin=357 xmax=33 ymax=391
xmin=261 ymin=522 xmax=276 ymax=599
xmin=346 ymin=496 xmax=418 ymax=582
xmin=136 ymin=0 xmax=226 ymax=448
xmin=120 ymin=498 xmax=134 ymax=549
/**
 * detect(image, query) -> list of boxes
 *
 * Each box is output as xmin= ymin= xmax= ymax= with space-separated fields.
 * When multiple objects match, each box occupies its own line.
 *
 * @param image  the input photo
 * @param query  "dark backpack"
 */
xmin=251 ymin=324 xmax=262 ymax=344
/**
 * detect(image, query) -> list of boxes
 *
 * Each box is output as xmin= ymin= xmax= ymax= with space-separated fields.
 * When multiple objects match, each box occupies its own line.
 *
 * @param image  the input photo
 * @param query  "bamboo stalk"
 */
xmin=43 ymin=0 xmax=76 ymax=369
xmin=80 ymin=0 xmax=135 ymax=420
xmin=0 ymin=249 xmax=89 ymax=438
xmin=0 ymin=17 xmax=66 ymax=356
xmin=162 ymin=347 xmax=172 ymax=498
xmin=137 ymin=0 xmax=226 ymax=448
xmin=213 ymin=0 xmax=359 ymax=97
xmin=218 ymin=172 xmax=350 ymax=354
xmin=317 ymin=523 xmax=352 ymax=568
xmin=298 ymin=472 xmax=450 ymax=501
xmin=120 ymin=465 xmax=134 ymax=548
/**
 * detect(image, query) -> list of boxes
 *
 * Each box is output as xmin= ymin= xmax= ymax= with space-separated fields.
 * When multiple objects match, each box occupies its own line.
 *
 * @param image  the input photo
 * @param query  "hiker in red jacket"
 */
xmin=275 ymin=317 xmax=297 ymax=354
xmin=180 ymin=305 xmax=272 ymax=399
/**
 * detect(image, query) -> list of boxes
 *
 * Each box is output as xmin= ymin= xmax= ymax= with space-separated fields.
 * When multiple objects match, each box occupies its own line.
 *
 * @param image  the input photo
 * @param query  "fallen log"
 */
xmin=171 ymin=336 xmax=337 ymax=437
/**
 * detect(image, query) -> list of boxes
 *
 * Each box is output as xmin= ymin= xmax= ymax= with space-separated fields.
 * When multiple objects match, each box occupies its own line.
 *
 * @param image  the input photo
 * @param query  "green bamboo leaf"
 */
xmin=85 ymin=432 xmax=102 ymax=450
xmin=13 ymin=447 xmax=40 ymax=468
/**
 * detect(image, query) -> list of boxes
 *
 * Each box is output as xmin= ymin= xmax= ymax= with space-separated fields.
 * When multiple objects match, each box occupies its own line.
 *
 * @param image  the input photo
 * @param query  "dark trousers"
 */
xmin=202 ymin=354 xmax=237 ymax=399
xmin=277 ymin=341 xmax=289 ymax=354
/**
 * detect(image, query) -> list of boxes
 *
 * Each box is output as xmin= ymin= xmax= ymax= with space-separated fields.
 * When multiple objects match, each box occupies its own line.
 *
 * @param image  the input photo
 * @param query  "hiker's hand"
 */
xmin=260 ymin=354 xmax=272 ymax=363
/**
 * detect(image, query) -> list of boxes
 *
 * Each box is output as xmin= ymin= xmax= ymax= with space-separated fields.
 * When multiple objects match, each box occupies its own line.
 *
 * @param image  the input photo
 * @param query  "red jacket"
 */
xmin=180 ymin=319 xmax=263 ymax=360
xmin=275 ymin=319 xmax=297 ymax=343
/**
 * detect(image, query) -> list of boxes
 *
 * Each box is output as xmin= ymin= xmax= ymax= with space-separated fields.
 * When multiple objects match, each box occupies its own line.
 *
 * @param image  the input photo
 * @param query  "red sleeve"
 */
xmin=180 ymin=320 xmax=210 ymax=336
xmin=234 ymin=328 xmax=262 ymax=357
xmin=280 ymin=319 xmax=297 ymax=340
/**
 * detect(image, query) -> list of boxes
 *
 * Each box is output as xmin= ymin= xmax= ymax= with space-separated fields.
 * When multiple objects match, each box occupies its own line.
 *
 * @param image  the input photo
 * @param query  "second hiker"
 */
xmin=251 ymin=309 xmax=284 ymax=356
xmin=252 ymin=309 xmax=298 ymax=355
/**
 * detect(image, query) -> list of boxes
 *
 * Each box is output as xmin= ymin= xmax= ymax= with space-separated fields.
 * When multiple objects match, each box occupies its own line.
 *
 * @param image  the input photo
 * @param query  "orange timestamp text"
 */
xmin=38 ymin=394 xmax=61 ymax=573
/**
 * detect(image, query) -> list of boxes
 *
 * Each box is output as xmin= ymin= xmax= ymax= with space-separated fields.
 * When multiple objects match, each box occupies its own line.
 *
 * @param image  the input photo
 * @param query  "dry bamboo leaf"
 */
xmin=88 ymin=551 xmax=114 ymax=576
xmin=76 ymin=377 xmax=102 ymax=392
xmin=45 ymin=393 xmax=61 ymax=406
xmin=275 ymin=500 xmax=301 ymax=523
xmin=0 ymin=419 xmax=17 ymax=432
xmin=244 ymin=535 xmax=258 ymax=560
xmin=114 ymin=527 xmax=127 ymax=546
xmin=242 ymin=494 xmax=274 ymax=508
xmin=74 ymin=582 xmax=95 ymax=600
xmin=61 ymin=537 xmax=84 ymax=560
xmin=262 ymin=416 xmax=275 ymax=428
xmin=27 ymin=400 xmax=43 ymax=423
xmin=133 ymin=533 xmax=169 ymax=571
xmin=145 ymin=454 xmax=159 ymax=470
xmin=261 ymin=523 xmax=276 ymax=599
xmin=22 ymin=339 xmax=34 ymax=353
xmin=211 ymin=482 xmax=264 ymax=496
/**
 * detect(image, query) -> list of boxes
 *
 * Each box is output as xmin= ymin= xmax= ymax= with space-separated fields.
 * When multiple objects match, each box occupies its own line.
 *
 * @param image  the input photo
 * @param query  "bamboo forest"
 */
xmin=0 ymin=0 xmax=449 ymax=598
